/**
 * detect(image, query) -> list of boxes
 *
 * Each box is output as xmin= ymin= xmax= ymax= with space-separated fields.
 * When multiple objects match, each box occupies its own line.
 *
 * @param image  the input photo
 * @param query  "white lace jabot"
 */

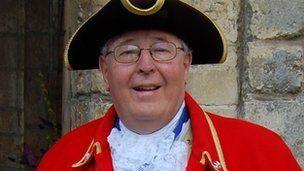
xmin=107 ymin=101 xmax=190 ymax=171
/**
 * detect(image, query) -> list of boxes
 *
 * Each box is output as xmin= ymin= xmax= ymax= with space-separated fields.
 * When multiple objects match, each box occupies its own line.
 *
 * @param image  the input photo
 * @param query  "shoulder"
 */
xmin=37 ymin=118 xmax=102 ymax=170
xmin=208 ymin=112 xmax=281 ymax=141
xmin=207 ymin=112 xmax=286 ymax=150
xmin=207 ymin=112 xmax=301 ymax=170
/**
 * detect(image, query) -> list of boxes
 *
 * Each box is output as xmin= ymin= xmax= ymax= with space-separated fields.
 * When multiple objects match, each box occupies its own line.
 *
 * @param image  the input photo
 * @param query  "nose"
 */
xmin=136 ymin=49 xmax=156 ymax=75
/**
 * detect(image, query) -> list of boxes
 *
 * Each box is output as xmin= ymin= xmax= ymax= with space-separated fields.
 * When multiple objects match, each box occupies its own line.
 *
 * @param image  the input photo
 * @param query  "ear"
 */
xmin=183 ymin=52 xmax=192 ymax=71
xmin=99 ymin=56 xmax=110 ymax=90
xmin=183 ymin=52 xmax=192 ymax=81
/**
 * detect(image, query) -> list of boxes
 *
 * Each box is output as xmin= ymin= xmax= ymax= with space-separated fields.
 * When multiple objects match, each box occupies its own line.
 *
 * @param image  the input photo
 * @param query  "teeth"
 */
xmin=134 ymin=86 xmax=159 ymax=91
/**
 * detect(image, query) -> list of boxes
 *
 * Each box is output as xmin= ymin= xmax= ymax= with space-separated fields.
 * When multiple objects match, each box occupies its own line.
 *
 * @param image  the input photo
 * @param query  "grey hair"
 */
xmin=100 ymin=37 xmax=117 ymax=57
xmin=180 ymin=40 xmax=191 ymax=53
xmin=100 ymin=43 xmax=109 ymax=57
xmin=100 ymin=37 xmax=191 ymax=57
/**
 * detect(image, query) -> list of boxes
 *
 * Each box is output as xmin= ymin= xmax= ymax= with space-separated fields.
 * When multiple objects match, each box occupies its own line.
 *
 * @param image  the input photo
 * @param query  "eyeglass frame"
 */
xmin=104 ymin=42 xmax=187 ymax=64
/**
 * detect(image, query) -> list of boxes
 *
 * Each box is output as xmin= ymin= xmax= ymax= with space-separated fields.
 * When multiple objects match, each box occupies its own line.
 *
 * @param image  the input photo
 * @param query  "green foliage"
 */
xmin=38 ymin=72 xmax=60 ymax=148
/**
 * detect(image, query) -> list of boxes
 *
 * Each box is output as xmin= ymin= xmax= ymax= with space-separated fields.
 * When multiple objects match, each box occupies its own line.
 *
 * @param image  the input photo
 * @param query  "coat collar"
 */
xmin=71 ymin=92 xmax=228 ymax=171
xmin=185 ymin=92 xmax=227 ymax=171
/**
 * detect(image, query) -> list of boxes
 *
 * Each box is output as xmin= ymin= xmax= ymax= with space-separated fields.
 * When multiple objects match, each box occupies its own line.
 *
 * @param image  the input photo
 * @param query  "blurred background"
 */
xmin=0 ymin=0 xmax=303 ymax=170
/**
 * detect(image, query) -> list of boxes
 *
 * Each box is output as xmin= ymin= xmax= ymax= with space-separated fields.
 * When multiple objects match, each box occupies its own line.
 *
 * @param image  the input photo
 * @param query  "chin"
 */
xmin=131 ymin=106 xmax=163 ymax=120
xmin=134 ymin=114 xmax=160 ymax=121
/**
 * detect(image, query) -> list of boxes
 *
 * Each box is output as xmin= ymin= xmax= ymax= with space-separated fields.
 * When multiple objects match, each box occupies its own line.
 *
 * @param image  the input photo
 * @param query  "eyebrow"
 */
xmin=115 ymin=36 xmax=171 ymax=46
xmin=115 ymin=38 xmax=135 ymax=46
xmin=155 ymin=36 xmax=172 ymax=42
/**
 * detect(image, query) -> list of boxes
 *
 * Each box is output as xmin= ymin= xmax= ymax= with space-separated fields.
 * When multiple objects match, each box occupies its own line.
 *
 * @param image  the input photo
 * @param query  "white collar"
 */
xmin=107 ymin=101 xmax=190 ymax=171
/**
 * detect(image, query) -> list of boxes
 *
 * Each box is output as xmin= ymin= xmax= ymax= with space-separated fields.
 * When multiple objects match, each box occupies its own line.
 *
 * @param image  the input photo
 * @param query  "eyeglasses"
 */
xmin=105 ymin=42 xmax=185 ymax=63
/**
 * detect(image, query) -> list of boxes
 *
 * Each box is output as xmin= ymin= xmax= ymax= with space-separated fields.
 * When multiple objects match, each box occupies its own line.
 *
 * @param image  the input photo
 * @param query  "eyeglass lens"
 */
xmin=114 ymin=42 xmax=177 ymax=63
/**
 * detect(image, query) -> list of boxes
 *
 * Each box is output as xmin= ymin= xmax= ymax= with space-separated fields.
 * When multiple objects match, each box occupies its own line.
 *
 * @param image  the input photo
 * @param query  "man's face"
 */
xmin=99 ymin=30 xmax=192 ymax=133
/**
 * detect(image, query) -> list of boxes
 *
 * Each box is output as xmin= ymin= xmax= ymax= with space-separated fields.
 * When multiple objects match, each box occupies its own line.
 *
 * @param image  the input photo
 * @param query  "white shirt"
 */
xmin=107 ymin=101 xmax=190 ymax=171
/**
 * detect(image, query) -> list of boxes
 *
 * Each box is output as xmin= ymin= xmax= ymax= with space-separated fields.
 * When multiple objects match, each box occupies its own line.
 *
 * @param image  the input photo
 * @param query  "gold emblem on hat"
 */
xmin=121 ymin=0 xmax=165 ymax=16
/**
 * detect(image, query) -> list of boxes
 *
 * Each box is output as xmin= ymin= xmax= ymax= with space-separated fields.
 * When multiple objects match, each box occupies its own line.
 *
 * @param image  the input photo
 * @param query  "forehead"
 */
xmin=108 ymin=30 xmax=182 ymax=47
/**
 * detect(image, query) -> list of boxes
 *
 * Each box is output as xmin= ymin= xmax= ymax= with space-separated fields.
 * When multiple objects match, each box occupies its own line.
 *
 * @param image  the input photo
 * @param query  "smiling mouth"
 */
xmin=133 ymin=86 xmax=161 ymax=92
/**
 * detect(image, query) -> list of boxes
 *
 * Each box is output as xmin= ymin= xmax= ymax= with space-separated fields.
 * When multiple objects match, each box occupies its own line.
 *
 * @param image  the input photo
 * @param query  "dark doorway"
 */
xmin=0 ymin=0 xmax=64 ymax=170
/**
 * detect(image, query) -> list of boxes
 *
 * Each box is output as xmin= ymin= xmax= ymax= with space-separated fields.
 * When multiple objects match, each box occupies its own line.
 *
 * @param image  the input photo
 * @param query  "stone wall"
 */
xmin=63 ymin=0 xmax=304 ymax=167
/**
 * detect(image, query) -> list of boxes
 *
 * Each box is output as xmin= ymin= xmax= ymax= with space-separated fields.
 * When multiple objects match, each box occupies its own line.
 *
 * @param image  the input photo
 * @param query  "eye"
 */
xmin=120 ymin=49 xmax=138 ymax=56
xmin=151 ymin=43 xmax=174 ymax=55
xmin=153 ymin=47 xmax=171 ymax=53
xmin=116 ymin=45 xmax=139 ymax=57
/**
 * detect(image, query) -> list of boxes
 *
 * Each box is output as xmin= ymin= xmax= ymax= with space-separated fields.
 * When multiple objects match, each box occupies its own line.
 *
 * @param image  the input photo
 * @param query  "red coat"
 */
xmin=37 ymin=93 xmax=301 ymax=171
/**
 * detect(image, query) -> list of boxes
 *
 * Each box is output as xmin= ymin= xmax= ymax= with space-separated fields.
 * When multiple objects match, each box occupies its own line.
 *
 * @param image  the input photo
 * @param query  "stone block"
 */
xmin=186 ymin=65 xmax=238 ymax=106
xmin=223 ymin=45 xmax=238 ymax=67
xmin=202 ymin=104 xmax=238 ymax=118
xmin=0 ymin=136 xmax=20 ymax=168
xmin=71 ymin=0 xmax=105 ymax=24
xmin=181 ymin=0 xmax=240 ymax=43
xmin=91 ymin=70 xmax=110 ymax=95
xmin=0 ymin=110 xmax=17 ymax=133
xmin=70 ymin=93 xmax=112 ymax=129
xmin=25 ymin=35 xmax=50 ymax=68
xmin=244 ymin=98 xmax=304 ymax=166
xmin=72 ymin=70 xmax=111 ymax=96
xmin=64 ymin=0 xmax=80 ymax=35
xmin=89 ymin=93 xmax=112 ymax=119
xmin=72 ymin=70 xmax=92 ymax=95
xmin=247 ymin=42 xmax=303 ymax=95
xmin=84 ymin=0 xmax=110 ymax=15
xmin=0 ymin=0 xmax=19 ymax=33
xmin=70 ymin=96 xmax=90 ymax=130
xmin=91 ymin=0 xmax=110 ymax=6
xmin=186 ymin=45 xmax=238 ymax=106
xmin=0 ymin=36 xmax=18 ymax=68
xmin=0 ymin=71 xmax=17 ymax=108
xmin=25 ymin=0 xmax=50 ymax=32
xmin=249 ymin=0 xmax=304 ymax=39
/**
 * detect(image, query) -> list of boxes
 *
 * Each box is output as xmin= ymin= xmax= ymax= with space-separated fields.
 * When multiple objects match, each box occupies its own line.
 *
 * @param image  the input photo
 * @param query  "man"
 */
xmin=38 ymin=0 xmax=301 ymax=170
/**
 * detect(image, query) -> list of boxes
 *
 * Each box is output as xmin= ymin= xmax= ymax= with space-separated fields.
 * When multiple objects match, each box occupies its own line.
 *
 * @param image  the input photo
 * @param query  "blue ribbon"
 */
xmin=173 ymin=107 xmax=189 ymax=140
xmin=114 ymin=106 xmax=189 ymax=140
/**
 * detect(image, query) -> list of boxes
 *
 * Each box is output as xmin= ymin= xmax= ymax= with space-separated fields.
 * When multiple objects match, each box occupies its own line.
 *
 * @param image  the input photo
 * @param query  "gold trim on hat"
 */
xmin=121 ymin=0 xmax=165 ymax=16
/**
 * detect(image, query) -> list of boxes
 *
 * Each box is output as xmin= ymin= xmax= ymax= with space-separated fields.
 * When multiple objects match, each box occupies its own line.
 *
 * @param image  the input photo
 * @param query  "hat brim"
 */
xmin=65 ymin=0 xmax=227 ymax=70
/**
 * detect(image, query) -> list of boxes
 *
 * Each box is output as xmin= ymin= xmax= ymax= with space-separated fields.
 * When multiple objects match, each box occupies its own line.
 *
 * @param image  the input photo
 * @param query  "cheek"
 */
xmin=161 ymin=63 xmax=187 ymax=83
xmin=107 ymin=64 xmax=134 ymax=88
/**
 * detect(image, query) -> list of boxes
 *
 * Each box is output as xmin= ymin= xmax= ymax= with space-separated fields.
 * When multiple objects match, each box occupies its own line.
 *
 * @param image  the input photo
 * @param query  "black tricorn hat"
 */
xmin=64 ymin=0 xmax=227 ymax=70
